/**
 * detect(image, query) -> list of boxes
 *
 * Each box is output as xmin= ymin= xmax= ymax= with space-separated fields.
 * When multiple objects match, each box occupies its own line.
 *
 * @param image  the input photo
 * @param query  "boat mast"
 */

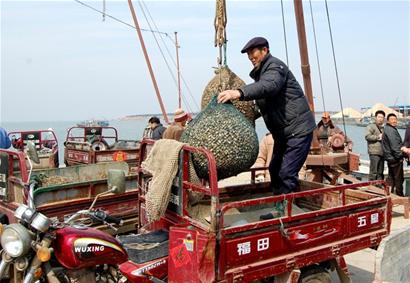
xmin=127 ymin=0 xmax=170 ymax=124
xmin=174 ymin=32 xmax=182 ymax=109
xmin=293 ymin=0 xmax=315 ymax=112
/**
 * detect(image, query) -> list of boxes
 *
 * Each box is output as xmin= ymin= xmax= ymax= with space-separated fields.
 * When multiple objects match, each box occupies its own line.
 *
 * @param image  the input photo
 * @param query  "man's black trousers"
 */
xmin=369 ymin=154 xmax=384 ymax=180
xmin=387 ymin=160 xmax=404 ymax=197
xmin=269 ymin=133 xmax=313 ymax=195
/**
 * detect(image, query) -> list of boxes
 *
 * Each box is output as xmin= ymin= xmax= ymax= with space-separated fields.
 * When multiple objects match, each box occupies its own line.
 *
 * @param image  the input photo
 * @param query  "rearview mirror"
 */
xmin=26 ymin=141 xmax=40 ymax=164
xmin=107 ymin=169 xmax=126 ymax=194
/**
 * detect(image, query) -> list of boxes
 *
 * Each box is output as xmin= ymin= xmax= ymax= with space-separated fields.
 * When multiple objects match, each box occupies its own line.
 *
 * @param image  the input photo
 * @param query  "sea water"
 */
xmin=1 ymin=118 xmax=406 ymax=166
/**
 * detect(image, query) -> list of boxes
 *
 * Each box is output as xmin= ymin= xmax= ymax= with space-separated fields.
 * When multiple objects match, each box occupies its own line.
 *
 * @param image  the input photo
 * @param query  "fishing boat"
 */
xmin=355 ymin=116 xmax=373 ymax=127
xmin=77 ymin=119 xmax=109 ymax=127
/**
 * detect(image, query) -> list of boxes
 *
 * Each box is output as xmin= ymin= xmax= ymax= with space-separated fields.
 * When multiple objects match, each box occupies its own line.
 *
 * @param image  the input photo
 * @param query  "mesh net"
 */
xmin=181 ymin=95 xmax=259 ymax=180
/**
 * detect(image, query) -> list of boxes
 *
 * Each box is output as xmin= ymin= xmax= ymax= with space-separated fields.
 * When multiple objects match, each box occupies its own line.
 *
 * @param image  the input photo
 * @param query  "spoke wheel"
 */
xmin=299 ymin=266 xmax=332 ymax=283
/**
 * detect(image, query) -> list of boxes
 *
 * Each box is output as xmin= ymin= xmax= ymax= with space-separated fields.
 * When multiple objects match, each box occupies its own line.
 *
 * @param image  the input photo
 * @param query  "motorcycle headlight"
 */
xmin=1 ymin=224 xmax=32 ymax=258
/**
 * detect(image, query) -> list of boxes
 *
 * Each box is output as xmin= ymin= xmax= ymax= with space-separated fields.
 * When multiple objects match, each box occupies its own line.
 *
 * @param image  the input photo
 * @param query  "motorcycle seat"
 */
xmin=118 ymin=229 xmax=169 ymax=264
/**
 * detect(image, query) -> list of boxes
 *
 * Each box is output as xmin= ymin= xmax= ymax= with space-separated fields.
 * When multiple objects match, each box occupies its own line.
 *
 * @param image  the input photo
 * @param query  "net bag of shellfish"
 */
xmin=201 ymin=66 xmax=259 ymax=126
xmin=180 ymin=95 xmax=259 ymax=180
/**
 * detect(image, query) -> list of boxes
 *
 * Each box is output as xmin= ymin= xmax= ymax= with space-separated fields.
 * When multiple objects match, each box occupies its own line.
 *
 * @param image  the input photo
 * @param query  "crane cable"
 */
xmin=324 ymin=0 xmax=348 ymax=139
xmin=280 ymin=0 xmax=289 ymax=66
xmin=308 ymin=0 xmax=326 ymax=113
xmin=138 ymin=0 xmax=200 ymax=112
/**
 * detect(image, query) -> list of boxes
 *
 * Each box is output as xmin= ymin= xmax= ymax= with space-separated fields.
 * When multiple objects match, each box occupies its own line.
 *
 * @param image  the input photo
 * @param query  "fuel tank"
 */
xmin=53 ymin=226 xmax=128 ymax=269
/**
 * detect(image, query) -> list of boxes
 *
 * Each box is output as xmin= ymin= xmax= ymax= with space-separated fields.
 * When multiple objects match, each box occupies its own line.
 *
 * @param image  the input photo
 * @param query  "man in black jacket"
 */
xmin=218 ymin=37 xmax=316 ymax=217
xmin=147 ymin=117 xmax=166 ymax=140
xmin=382 ymin=113 xmax=405 ymax=196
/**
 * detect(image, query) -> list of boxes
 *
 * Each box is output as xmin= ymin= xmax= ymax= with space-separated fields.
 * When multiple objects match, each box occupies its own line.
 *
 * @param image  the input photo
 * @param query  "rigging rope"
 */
xmin=280 ymin=0 xmax=289 ymax=66
xmin=74 ymin=0 xmax=199 ymax=113
xmin=308 ymin=0 xmax=326 ymax=113
xmin=137 ymin=1 xmax=184 ymax=109
xmin=139 ymin=0 xmax=199 ymax=112
xmin=324 ymin=0 xmax=348 ymax=139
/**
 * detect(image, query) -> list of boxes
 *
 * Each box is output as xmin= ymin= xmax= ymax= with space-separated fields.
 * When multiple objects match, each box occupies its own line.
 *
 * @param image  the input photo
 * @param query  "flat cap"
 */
xmin=241 ymin=37 xmax=269 ymax=53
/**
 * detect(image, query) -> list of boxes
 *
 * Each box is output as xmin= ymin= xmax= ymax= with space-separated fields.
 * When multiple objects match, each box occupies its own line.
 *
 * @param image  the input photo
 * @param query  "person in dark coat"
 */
xmin=382 ymin=113 xmax=405 ymax=196
xmin=217 ymin=37 xmax=316 ymax=218
xmin=365 ymin=110 xmax=385 ymax=180
xmin=148 ymin=117 xmax=166 ymax=140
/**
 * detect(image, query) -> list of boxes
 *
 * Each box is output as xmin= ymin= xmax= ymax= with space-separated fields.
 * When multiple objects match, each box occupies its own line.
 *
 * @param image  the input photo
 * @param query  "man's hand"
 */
xmin=378 ymin=133 xmax=383 ymax=140
xmin=217 ymin=90 xmax=241 ymax=103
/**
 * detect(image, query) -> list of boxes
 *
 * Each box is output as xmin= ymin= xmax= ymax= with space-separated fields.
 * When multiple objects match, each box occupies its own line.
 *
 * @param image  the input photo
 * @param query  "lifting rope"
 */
xmin=214 ymin=0 xmax=227 ymax=66
xmin=214 ymin=0 xmax=228 ymax=91
xmin=308 ymin=0 xmax=326 ymax=113
xmin=280 ymin=0 xmax=289 ymax=66
xmin=324 ymin=0 xmax=348 ymax=138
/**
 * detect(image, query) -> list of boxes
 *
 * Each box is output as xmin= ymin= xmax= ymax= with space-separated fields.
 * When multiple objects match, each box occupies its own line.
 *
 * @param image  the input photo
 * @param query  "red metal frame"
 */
xmin=134 ymin=140 xmax=391 ymax=282
xmin=8 ymin=129 xmax=58 ymax=149
xmin=0 ymin=149 xmax=29 ymax=183
xmin=65 ymin=126 xmax=119 ymax=143
xmin=64 ymin=126 xmax=139 ymax=167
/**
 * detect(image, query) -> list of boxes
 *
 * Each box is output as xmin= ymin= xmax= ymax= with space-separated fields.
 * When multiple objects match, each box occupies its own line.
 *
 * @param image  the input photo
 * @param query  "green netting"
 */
xmin=181 ymin=95 xmax=259 ymax=180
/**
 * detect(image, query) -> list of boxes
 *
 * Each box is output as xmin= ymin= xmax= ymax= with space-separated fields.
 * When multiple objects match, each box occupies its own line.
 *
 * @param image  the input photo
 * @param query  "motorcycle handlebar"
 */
xmin=105 ymin=214 xmax=123 ymax=225
xmin=91 ymin=210 xmax=123 ymax=226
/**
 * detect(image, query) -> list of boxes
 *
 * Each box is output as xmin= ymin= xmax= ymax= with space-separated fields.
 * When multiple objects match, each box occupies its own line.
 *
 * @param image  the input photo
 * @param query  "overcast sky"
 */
xmin=1 ymin=0 xmax=409 ymax=122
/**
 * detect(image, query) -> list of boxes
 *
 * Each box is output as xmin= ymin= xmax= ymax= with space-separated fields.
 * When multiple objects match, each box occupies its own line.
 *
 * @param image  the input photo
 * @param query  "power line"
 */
xmin=73 ymin=0 xmax=169 ymax=36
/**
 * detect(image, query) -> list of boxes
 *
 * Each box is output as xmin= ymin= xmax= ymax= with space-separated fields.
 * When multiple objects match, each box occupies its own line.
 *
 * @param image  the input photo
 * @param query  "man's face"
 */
xmin=375 ymin=114 xmax=385 ymax=126
xmin=387 ymin=116 xmax=397 ymax=127
xmin=149 ymin=122 xmax=156 ymax=129
xmin=321 ymin=116 xmax=330 ymax=125
xmin=247 ymin=47 xmax=268 ymax=67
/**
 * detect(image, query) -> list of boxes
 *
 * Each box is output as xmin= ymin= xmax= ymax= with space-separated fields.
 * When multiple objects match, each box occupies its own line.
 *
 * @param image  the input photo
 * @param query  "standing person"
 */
xmin=162 ymin=109 xmax=189 ymax=141
xmin=252 ymin=133 xmax=274 ymax=182
xmin=382 ymin=113 xmax=405 ymax=196
xmin=315 ymin=112 xmax=352 ymax=152
xmin=0 ymin=127 xmax=11 ymax=149
xmin=147 ymin=117 xmax=166 ymax=140
xmin=217 ymin=37 xmax=316 ymax=218
xmin=365 ymin=110 xmax=385 ymax=180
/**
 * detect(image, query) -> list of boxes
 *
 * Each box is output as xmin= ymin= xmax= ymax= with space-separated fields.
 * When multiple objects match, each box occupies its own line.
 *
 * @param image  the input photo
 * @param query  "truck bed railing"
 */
xmin=138 ymin=140 xmax=391 ymax=234
xmin=220 ymin=180 xmax=390 ymax=235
